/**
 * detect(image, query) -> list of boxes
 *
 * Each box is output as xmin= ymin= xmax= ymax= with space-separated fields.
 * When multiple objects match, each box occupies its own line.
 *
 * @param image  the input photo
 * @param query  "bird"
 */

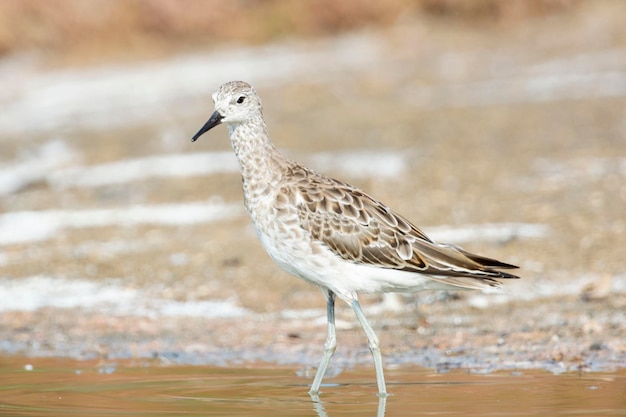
xmin=191 ymin=80 xmax=519 ymax=397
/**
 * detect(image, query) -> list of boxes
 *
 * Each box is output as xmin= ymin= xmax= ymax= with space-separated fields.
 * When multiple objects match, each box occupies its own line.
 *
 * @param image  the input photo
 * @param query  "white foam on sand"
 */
xmin=3 ymin=273 xmax=621 ymax=318
xmin=531 ymin=157 xmax=626 ymax=186
xmin=0 ymin=200 xmax=243 ymax=245
xmin=402 ymin=48 xmax=626 ymax=109
xmin=467 ymin=273 xmax=626 ymax=309
xmin=308 ymin=150 xmax=408 ymax=179
xmin=0 ymin=275 xmax=249 ymax=318
xmin=49 ymin=152 xmax=238 ymax=188
xmin=403 ymin=71 xmax=626 ymax=109
xmin=425 ymin=223 xmax=550 ymax=244
xmin=0 ymin=140 xmax=76 ymax=196
xmin=48 ymin=149 xmax=409 ymax=189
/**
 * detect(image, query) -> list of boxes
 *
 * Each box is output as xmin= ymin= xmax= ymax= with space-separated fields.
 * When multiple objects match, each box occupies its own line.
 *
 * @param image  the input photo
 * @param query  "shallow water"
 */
xmin=1 ymin=356 xmax=624 ymax=417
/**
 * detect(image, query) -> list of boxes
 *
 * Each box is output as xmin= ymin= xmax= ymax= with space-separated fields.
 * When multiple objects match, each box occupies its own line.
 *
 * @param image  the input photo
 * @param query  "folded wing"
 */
xmin=289 ymin=166 xmax=519 ymax=289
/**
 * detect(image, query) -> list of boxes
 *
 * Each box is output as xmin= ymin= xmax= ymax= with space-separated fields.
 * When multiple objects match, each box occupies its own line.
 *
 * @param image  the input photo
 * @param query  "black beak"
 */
xmin=191 ymin=111 xmax=223 ymax=142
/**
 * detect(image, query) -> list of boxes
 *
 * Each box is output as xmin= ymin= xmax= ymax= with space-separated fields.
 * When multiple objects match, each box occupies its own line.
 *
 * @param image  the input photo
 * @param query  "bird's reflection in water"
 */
xmin=310 ymin=391 xmax=387 ymax=417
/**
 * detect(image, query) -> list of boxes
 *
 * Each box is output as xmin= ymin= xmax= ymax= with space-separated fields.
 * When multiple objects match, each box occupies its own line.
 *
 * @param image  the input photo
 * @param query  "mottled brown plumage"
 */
xmin=287 ymin=164 xmax=518 ymax=288
xmin=191 ymin=80 xmax=519 ymax=396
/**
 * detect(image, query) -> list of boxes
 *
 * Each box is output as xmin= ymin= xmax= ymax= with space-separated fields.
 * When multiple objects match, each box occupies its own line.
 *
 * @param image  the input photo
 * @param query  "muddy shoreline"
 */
xmin=2 ymin=290 xmax=624 ymax=374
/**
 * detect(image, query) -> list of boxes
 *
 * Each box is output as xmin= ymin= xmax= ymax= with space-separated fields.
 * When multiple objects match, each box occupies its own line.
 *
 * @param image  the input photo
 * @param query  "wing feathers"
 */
xmin=288 ymin=166 xmax=519 ymax=287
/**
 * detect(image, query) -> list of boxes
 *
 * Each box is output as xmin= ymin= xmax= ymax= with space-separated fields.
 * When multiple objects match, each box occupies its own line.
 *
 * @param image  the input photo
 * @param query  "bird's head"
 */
xmin=192 ymin=80 xmax=263 ymax=142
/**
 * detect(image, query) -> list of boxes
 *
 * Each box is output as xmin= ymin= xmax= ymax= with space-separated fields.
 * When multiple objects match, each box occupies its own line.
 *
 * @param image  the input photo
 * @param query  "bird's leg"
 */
xmin=351 ymin=299 xmax=388 ymax=397
xmin=309 ymin=290 xmax=337 ymax=395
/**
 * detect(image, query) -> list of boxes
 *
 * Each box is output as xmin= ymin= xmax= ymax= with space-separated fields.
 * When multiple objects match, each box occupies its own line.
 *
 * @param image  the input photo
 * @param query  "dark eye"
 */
xmin=236 ymin=96 xmax=245 ymax=104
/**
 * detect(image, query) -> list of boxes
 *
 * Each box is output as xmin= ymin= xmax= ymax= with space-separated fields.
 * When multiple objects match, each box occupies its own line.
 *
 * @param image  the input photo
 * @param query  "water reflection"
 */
xmin=310 ymin=392 xmax=387 ymax=417
xmin=0 ymin=357 xmax=624 ymax=416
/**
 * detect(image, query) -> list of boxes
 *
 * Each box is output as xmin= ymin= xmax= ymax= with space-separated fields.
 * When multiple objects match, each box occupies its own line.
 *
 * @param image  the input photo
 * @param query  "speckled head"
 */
xmin=191 ymin=81 xmax=263 ymax=142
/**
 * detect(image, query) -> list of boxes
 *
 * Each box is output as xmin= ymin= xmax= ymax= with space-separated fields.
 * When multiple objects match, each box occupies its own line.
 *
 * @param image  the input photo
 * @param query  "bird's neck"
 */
xmin=228 ymin=117 xmax=288 ymax=204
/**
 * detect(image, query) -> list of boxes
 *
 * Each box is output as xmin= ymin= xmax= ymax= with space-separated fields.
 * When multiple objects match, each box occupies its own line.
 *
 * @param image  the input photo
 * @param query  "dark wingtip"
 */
xmin=452 ymin=246 xmax=520 ymax=279
xmin=496 ymin=270 xmax=521 ymax=279
xmin=455 ymin=247 xmax=519 ymax=270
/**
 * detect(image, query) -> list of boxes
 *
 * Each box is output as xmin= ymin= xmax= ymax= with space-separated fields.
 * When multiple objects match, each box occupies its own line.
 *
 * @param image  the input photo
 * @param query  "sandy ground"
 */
xmin=0 ymin=2 xmax=625 ymax=373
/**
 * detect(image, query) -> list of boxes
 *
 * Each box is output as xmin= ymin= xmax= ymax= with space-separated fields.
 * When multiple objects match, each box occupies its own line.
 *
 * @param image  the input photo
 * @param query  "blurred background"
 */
xmin=0 ymin=0 xmax=624 ymax=370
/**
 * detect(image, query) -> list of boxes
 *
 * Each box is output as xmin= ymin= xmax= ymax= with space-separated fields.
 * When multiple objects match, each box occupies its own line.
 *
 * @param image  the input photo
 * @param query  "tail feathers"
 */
xmin=409 ymin=240 xmax=520 ymax=280
xmin=453 ymin=245 xmax=520 ymax=275
xmin=425 ymin=275 xmax=504 ymax=290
